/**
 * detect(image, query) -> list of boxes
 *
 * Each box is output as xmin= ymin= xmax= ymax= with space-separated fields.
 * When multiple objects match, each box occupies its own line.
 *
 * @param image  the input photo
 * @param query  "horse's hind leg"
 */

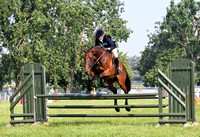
xmin=105 ymin=81 xmax=120 ymax=112
xmin=118 ymin=79 xmax=131 ymax=112
xmin=125 ymin=99 xmax=130 ymax=112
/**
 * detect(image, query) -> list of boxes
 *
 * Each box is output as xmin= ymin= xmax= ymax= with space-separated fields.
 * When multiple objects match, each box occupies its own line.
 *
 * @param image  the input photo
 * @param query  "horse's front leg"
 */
xmin=99 ymin=69 xmax=110 ymax=78
xmin=87 ymin=77 xmax=93 ymax=94
xmin=105 ymin=81 xmax=120 ymax=112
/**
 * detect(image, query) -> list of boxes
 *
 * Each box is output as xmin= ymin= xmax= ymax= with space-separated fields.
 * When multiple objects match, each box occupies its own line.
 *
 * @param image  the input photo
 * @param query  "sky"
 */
xmin=118 ymin=0 xmax=183 ymax=57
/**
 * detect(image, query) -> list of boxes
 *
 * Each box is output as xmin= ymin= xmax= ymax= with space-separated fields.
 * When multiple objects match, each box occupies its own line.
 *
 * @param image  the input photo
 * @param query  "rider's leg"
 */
xmin=112 ymin=48 xmax=121 ymax=75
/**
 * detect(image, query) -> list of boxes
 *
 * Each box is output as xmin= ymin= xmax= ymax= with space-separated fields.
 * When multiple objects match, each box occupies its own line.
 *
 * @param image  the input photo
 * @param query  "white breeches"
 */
xmin=112 ymin=48 xmax=118 ymax=58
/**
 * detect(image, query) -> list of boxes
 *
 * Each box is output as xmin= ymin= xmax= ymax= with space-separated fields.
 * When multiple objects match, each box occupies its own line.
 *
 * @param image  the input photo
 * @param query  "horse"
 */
xmin=83 ymin=46 xmax=131 ymax=112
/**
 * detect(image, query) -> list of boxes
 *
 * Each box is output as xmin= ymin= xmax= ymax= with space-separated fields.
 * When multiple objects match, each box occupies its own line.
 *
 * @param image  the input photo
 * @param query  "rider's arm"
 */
xmin=104 ymin=35 xmax=116 ymax=50
xmin=95 ymin=38 xmax=100 ymax=46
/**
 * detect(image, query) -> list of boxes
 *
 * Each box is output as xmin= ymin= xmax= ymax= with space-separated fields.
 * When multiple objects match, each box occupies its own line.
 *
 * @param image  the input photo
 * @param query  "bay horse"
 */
xmin=83 ymin=46 xmax=131 ymax=112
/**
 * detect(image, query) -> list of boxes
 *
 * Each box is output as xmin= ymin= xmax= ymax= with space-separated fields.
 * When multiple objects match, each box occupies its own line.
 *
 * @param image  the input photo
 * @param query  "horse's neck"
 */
xmin=93 ymin=49 xmax=104 ymax=58
xmin=93 ymin=48 xmax=112 ymax=64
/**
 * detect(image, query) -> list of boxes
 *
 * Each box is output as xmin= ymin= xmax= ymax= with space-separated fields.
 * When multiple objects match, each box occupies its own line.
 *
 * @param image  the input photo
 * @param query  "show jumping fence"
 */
xmin=9 ymin=58 xmax=196 ymax=125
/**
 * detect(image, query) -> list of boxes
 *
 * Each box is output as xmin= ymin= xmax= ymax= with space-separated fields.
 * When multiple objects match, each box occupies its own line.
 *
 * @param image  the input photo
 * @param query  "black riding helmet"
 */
xmin=96 ymin=29 xmax=104 ymax=38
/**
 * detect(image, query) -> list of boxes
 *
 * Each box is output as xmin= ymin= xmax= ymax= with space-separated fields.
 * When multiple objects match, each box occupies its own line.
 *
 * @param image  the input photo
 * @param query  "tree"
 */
xmin=118 ymin=51 xmax=134 ymax=80
xmin=0 ymin=0 xmax=53 ymax=87
xmin=162 ymin=0 xmax=200 ymax=85
xmin=44 ymin=0 xmax=133 ymax=92
xmin=126 ymin=56 xmax=141 ymax=81
xmin=138 ymin=0 xmax=200 ymax=86
xmin=142 ymin=48 xmax=184 ymax=87
xmin=0 ymin=0 xmax=133 ymax=92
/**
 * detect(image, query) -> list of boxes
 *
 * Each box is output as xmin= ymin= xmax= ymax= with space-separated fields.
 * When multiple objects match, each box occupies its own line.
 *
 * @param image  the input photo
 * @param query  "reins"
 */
xmin=87 ymin=47 xmax=106 ymax=73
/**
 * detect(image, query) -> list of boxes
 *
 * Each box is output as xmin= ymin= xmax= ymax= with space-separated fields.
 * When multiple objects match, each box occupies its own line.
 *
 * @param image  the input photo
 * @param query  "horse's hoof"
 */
xmin=115 ymin=108 xmax=120 ymax=112
xmin=125 ymin=108 xmax=131 ymax=112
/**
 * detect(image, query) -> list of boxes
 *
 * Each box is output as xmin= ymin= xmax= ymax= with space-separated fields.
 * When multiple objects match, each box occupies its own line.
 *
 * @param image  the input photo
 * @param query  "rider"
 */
xmin=95 ymin=29 xmax=121 ymax=75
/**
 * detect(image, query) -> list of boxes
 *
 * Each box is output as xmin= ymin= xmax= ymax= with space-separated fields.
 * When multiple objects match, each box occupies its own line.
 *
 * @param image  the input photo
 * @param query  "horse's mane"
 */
xmin=88 ymin=46 xmax=104 ymax=53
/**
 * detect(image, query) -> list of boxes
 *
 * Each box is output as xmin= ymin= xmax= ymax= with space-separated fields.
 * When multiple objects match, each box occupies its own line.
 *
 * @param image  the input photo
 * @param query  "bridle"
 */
xmin=85 ymin=50 xmax=106 ymax=74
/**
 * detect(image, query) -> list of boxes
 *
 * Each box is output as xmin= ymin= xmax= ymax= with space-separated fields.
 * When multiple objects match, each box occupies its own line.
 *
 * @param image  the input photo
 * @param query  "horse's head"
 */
xmin=83 ymin=46 xmax=106 ymax=80
xmin=82 ymin=49 xmax=96 ymax=76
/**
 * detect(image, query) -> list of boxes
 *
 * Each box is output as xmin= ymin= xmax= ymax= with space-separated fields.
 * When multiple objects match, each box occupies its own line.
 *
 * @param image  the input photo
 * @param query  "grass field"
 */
xmin=0 ymin=99 xmax=200 ymax=137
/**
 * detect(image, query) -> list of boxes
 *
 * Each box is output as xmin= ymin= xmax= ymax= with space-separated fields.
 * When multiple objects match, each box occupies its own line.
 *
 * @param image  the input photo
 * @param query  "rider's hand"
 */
xmin=105 ymin=48 xmax=111 ymax=51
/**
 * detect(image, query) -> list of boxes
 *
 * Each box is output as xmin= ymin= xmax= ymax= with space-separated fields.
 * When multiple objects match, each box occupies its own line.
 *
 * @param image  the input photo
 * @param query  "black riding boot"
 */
xmin=114 ymin=58 xmax=121 ymax=75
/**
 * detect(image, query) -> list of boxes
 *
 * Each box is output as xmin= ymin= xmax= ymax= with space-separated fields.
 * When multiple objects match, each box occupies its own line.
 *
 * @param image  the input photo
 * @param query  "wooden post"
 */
xmin=158 ymin=61 xmax=163 ymax=123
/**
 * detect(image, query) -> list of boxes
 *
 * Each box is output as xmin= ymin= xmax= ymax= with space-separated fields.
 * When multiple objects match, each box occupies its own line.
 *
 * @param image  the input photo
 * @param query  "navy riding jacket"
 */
xmin=95 ymin=35 xmax=116 ymax=50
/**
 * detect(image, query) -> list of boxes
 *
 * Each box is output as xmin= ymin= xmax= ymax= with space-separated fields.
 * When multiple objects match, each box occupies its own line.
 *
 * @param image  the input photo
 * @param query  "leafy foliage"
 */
xmin=142 ymin=48 xmax=184 ymax=87
xmin=138 ymin=0 xmax=200 ymax=86
xmin=0 ymin=0 xmax=133 ymax=92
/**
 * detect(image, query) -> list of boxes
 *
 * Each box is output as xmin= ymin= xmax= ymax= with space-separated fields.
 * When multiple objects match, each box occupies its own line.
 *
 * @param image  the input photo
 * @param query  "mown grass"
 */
xmin=131 ymin=85 xmax=144 ymax=88
xmin=0 ymin=99 xmax=200 ymax=137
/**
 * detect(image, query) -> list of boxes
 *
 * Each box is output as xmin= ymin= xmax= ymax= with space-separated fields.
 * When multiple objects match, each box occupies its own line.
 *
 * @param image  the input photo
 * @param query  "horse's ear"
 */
xmin=82 ymin=49 xmax=87 ymax=53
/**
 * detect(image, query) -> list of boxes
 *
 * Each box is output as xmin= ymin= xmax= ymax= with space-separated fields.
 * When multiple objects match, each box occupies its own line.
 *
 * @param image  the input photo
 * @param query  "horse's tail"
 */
xmin=125 ymin=71 xmax=131 ymax=92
